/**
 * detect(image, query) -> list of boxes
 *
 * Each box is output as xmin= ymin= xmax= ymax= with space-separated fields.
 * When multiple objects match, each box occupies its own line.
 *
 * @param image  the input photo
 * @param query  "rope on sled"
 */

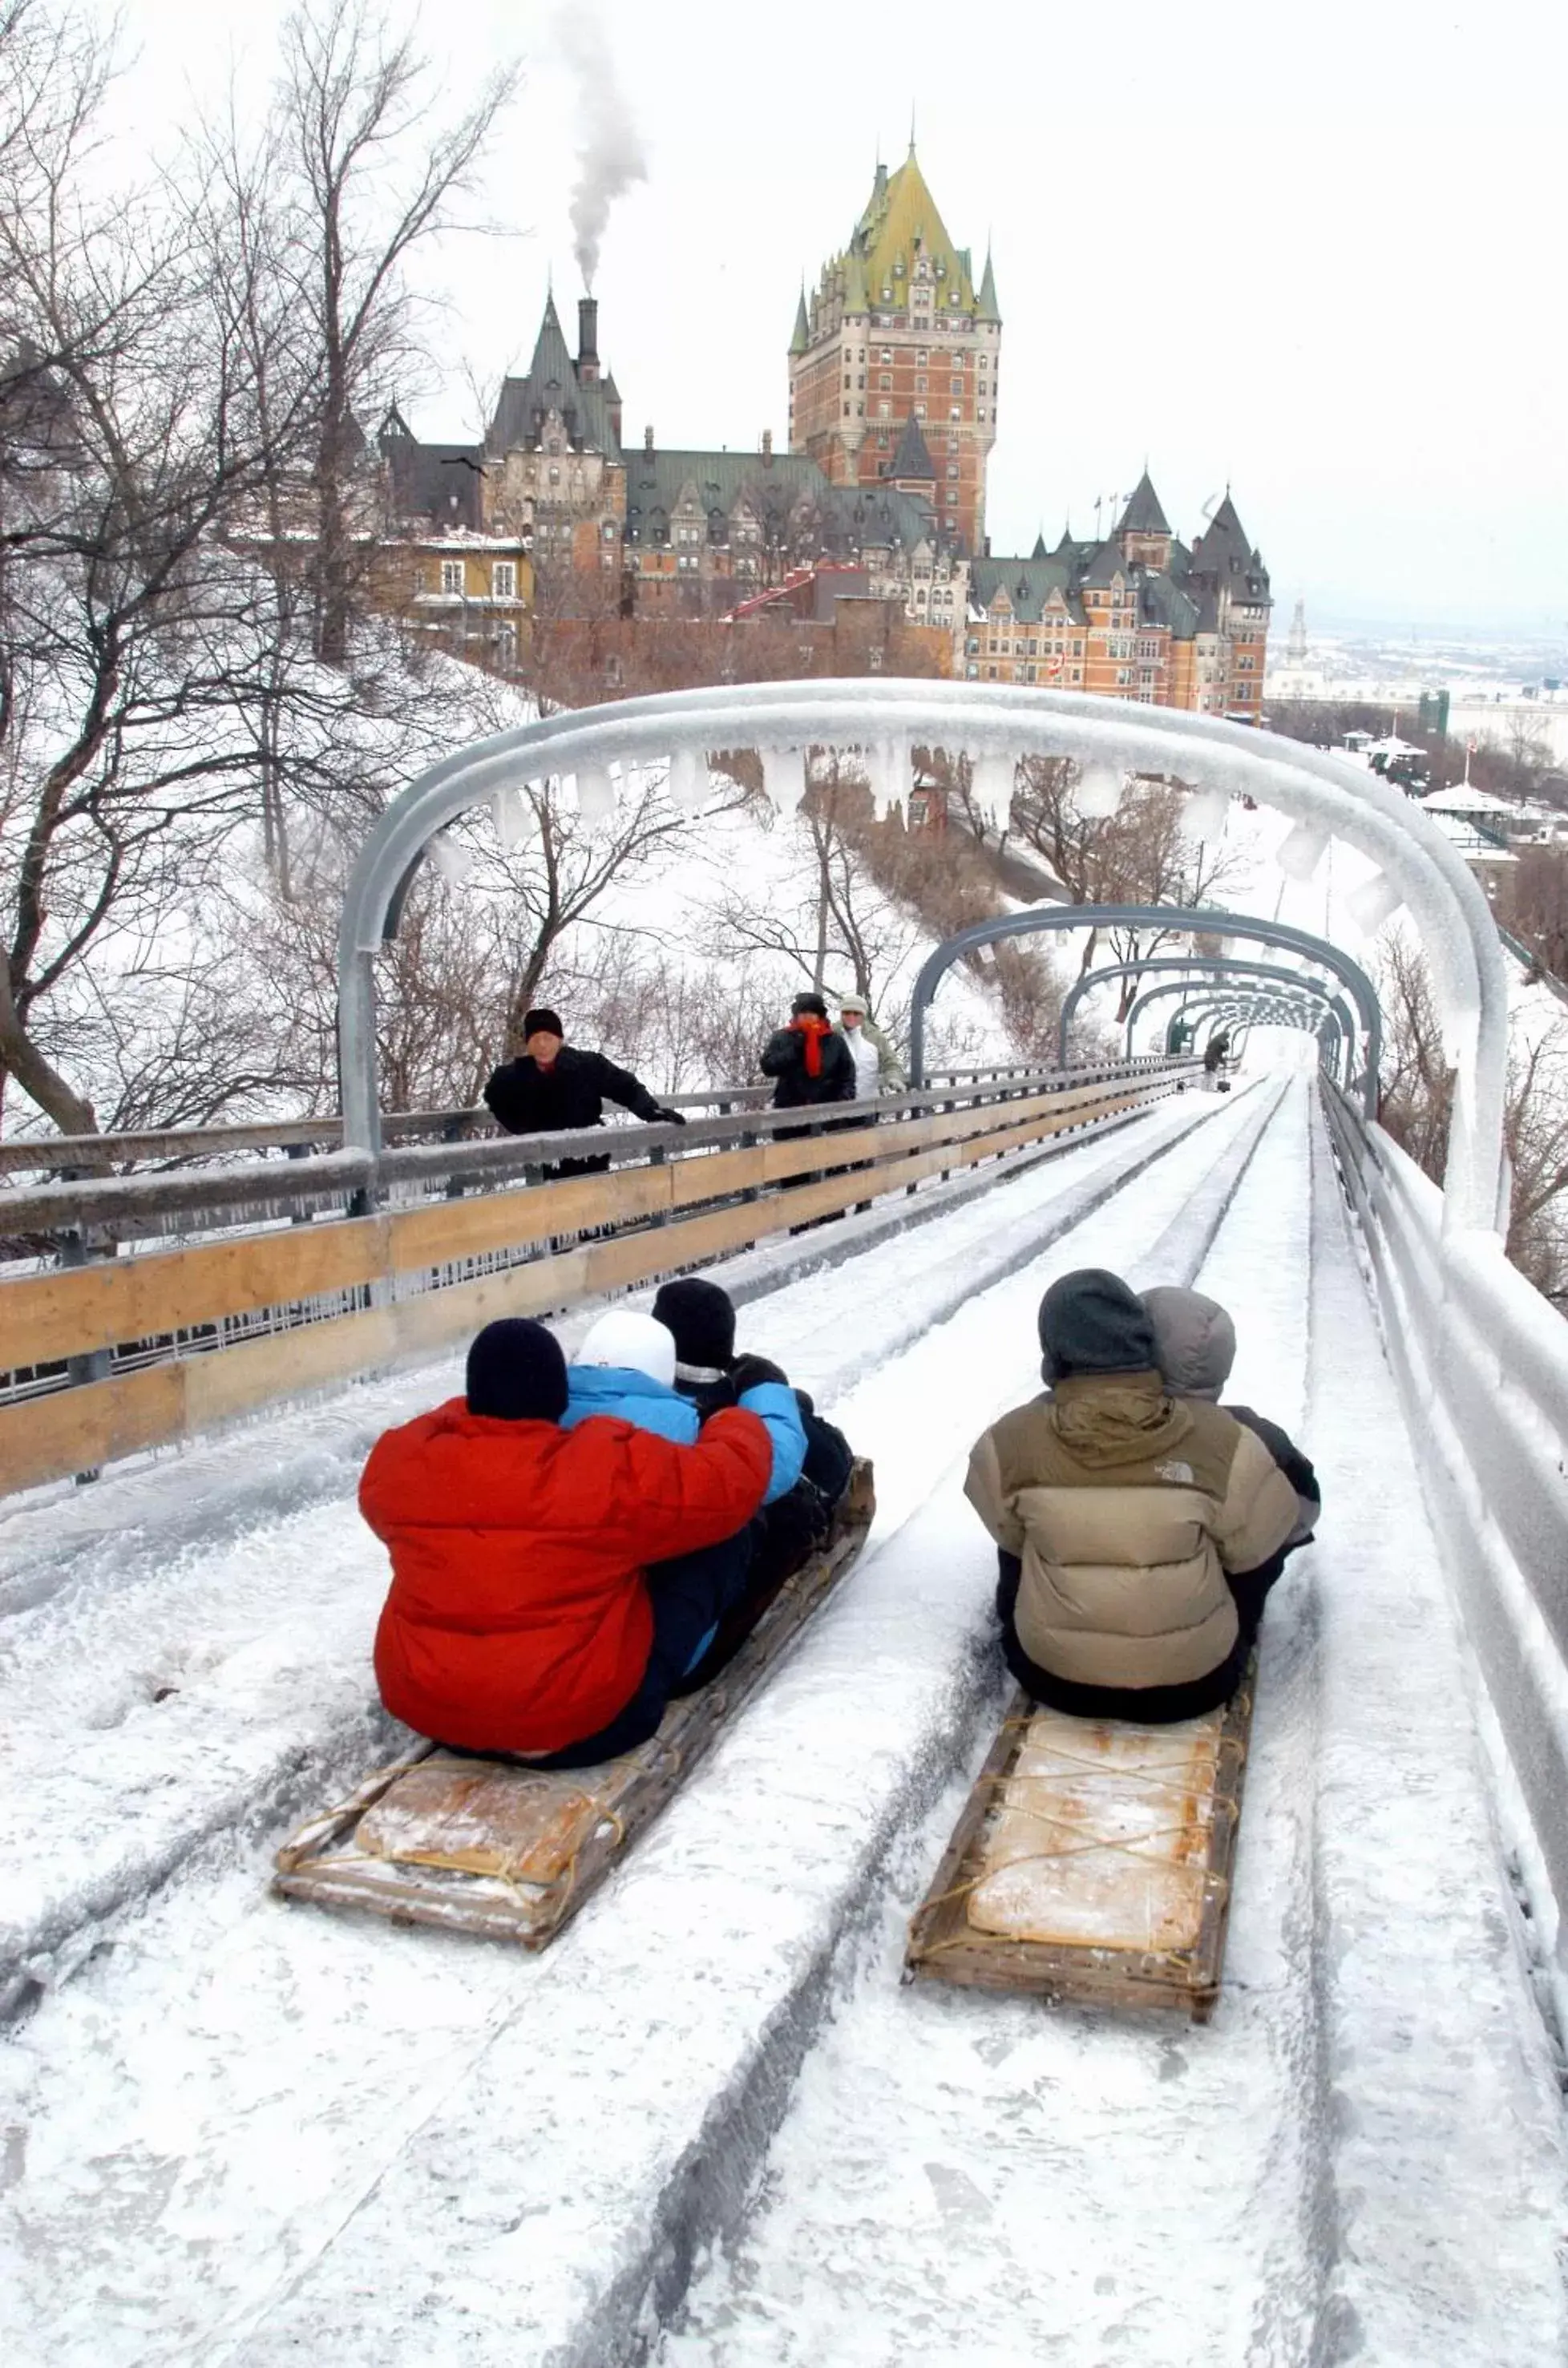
xmin=909 ymin=1769 xmax=1240 ymax=1961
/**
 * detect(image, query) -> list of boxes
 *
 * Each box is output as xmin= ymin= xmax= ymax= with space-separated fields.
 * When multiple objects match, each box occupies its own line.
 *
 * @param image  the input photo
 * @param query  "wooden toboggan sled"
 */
xmin=273 ymin=1460 xmax=875 ymax=1950
xmin=905 ymin=1660 xmax=1256 ymax=2022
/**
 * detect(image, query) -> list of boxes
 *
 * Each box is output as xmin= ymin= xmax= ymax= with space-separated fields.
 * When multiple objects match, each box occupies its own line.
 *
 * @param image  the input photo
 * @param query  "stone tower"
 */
xmin=788 ymin=144 xmax=999 ymax=554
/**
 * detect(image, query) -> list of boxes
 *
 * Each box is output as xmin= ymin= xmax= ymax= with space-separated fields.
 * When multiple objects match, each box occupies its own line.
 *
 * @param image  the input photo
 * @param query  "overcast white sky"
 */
xmin=103 ymin=0 xmax=1566 ymax=637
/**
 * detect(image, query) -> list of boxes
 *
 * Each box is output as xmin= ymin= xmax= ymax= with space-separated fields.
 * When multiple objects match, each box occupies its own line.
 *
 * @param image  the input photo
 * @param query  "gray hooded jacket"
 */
xmin=1141 ymin=1286 xmax=1319 ymax=1545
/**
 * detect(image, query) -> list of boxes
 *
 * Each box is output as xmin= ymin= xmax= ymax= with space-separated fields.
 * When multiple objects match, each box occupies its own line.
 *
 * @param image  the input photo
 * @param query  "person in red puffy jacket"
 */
xmin=362 ymin=1317 xmax=777 ymax=1767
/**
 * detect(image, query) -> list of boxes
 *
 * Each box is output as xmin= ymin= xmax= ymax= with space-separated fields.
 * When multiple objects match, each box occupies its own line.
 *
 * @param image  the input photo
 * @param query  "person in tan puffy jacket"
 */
xmin=965 ymin=1267 xmax=1299 ymax=1721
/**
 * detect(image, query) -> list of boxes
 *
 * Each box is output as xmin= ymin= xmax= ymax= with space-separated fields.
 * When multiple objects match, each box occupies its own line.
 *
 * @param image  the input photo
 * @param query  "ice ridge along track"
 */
xmin=2 ymin=1077 xmax=1562 ymax=2366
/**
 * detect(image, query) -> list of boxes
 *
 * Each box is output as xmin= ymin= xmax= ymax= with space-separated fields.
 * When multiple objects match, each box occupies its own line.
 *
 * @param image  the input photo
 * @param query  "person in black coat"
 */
xmin=483 ymin=1008 xmax=685 ymax=1178
xmin=759 ymin=992 xmax=857 ymax=1117
xmin=652 ymin=1276 xmax=856 ymax=1685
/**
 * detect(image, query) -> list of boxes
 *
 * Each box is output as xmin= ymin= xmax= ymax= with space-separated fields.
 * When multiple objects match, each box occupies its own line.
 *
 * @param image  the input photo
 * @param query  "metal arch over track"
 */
xmin=1150 ymin=996 xmax=1342 ymax=1068
xmin=335 ymin=680 xmax=1510 ymax=1229
xmin=1052 ymin=953 xmax=1356 ymax=1076
xmin=1119 ymin=969 xmax=1352 ymax=1068
xmin=1174 ymin=992 xmax=1332 ymax=1039
xmin=910 ymin=903 xmax=1383 ymax=1118
xmin=1173 ymin=994 xmax=1335 ymax=1055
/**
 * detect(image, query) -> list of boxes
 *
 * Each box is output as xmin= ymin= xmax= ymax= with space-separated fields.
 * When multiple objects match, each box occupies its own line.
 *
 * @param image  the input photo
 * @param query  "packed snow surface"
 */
xmin=1 ymin=1071 xmax=1564 ymax=2367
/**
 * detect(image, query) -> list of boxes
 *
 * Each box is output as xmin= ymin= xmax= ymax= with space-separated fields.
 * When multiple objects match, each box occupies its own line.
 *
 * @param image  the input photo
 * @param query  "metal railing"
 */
xmin=1322 ymin=1075 xmax=1568 ymax=1980
xmin=0 ymin=1057 xmax=1194 ymax=1495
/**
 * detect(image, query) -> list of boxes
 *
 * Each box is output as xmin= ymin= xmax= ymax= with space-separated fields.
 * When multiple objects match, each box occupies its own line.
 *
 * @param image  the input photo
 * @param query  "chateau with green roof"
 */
xmin=788 ymin=144 xmax=1000 ymax=556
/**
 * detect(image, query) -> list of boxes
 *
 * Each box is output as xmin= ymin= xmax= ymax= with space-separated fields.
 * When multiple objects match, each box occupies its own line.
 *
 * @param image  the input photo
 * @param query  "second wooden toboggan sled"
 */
xmin=904 ymin=1658 xmax=1257 ymax=2022
xmin=273 ymin=1460 xmax=876 ymax=1950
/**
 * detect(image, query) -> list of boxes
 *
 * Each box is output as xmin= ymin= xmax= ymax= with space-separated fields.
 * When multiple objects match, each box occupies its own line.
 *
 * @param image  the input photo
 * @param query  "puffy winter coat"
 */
xmin=965 ymin=1371 xmax=1299 ymax=1693
xmin=563 ymin=1364 xmax=807 ymax=1505
xmin=483 ymin=1044 xmax=666 ymax=1137
xmin=673 ymin=1364 xmax=855 ymax=1506
xmin=364 ymin=1401 xmax=772 ymax=1755
xmin=759 ymin=1020 xmax=857 ymax=1109
xmin=1142 ymin=1283 xmax=1321 ymax=1545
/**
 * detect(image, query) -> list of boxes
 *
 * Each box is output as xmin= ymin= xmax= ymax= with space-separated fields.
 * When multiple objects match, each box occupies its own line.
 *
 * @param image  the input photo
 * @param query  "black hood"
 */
xmin=1037 ymin=1268 xmax=1158 ymax=1384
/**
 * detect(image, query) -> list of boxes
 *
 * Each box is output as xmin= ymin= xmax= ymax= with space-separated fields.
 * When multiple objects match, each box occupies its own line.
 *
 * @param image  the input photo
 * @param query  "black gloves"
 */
xmin=731 ymin=1353 xmax=790 ymax=1395
xmin=657 ymin=1106 xmax=689 ymax=1126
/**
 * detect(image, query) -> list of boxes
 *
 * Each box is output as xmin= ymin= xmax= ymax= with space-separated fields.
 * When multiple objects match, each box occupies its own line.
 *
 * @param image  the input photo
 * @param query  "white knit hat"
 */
xmin=574 ymin=1310 xmax=677 ymax=1388
xmin=839 ymin=992 xmax=868 ymax=1016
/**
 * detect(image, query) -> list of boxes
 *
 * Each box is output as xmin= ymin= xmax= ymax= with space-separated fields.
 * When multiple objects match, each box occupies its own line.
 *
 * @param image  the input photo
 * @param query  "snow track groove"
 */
xmin=0 ymin=1086 xmax=1277 ymax=2367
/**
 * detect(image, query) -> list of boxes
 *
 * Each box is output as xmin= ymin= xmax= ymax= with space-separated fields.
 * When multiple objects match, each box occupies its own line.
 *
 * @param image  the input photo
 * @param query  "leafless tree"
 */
xmin=1376 ymin=933 xmax=1568 ymax=1304
xmin=0 ymin=6 xmax=317 ymax=1132
xmin=1501 ymin=843 xmax=1568 ymax=986
xmin=271 ymin=0 xmax=517 ymax=667
xmin=1006 ymin=758 xmax=1245 ymax=1012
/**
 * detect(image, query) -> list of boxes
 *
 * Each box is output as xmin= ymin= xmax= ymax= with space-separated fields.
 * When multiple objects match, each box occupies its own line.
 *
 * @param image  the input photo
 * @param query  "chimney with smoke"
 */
xmin=557 ymin=8 xmax=649 ymax=290
xmin=578 ymin=297 xmax=600 ymax=385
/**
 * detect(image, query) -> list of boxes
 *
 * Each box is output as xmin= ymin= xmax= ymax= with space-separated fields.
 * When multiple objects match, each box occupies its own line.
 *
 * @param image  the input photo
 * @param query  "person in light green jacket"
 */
xmin=835 ymin=993 xmax=907 ymax=1099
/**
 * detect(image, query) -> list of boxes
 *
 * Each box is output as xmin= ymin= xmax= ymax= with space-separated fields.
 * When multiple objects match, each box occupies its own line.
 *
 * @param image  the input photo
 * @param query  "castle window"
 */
xmin=946 ymin=464 xmax=959 ymax=480
xmin=915 ymin=375 xmax=927 ymax=394
xmin=916 ymin=350 xmax=928 ymax=365
xmin=603 ymin=521 xmax=616 ymax=540
xmin=548 ymin=466 xmax=560 ymax=485
xmin=439 ymin=560 xmax=463 ymax=594
xmin=878 ymin=401 xmax=890 ymax=418
xmin=491 ymin=561 xmax=515 ymax=599
xmin=879 ymin=373 xmax=891 ymax=390
xmin=950 ymin=406 xmax=961 ymax=420
xmin=951 ymin=377 xmax=963 ymax=394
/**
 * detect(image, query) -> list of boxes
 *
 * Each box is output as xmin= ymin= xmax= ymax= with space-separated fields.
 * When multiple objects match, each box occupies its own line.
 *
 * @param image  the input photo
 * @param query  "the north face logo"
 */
xmin=1156 ymin=1461 xmax=1195 ymax=1485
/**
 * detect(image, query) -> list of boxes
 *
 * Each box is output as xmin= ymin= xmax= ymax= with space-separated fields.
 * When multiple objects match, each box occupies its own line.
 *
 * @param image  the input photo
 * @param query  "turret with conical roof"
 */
xmin=888 ymin=413 xmax=936 ymax=487
xmin=1116 ymin=467 xmax=1172 ymax=568
xmin=787 ymin=143 xmax=999 ymax=553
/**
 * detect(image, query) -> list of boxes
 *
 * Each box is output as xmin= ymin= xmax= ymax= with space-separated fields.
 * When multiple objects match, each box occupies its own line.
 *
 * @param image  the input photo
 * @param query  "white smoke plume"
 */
xmin=555 ymin=6 xmax=649 ymax=289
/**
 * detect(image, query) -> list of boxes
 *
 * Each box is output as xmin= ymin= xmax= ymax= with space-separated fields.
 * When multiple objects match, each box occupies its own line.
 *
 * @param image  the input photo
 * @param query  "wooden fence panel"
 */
xmin=0 ymin=1074 xmax=1170 ymax=1497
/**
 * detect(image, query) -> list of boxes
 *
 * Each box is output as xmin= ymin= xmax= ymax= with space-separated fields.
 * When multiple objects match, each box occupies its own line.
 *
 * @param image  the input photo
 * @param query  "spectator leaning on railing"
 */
xmin=483 ymin=1009 xmax=686 ymax=1178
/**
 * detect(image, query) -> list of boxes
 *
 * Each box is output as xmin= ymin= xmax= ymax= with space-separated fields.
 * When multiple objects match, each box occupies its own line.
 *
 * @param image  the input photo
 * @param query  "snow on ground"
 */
xmin=0 ymin=1086 xmax=1275 ymax=2367
xmin=2 ymin=1068 xmax=1564 ymax=2368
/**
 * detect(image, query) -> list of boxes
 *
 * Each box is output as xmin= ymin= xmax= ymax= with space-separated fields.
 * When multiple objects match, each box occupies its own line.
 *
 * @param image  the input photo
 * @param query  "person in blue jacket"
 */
xmin=564 ymin=1309 xmax=807 ymax=1697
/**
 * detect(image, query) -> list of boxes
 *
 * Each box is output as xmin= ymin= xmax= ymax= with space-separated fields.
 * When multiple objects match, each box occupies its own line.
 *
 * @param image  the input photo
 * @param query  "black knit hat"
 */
xmin=652 ymin=1277 xmax=737 ymax=1371
xmin=791 ymin=992 xmax=829 ymax=1020
xmin=523 ymin=1008 xmax=564 ymax=1040
xmin=1037 ymin=1269 xmax=1158 ymax=1384
xmin=465 ymin=1319 xmax=568 ymax=1421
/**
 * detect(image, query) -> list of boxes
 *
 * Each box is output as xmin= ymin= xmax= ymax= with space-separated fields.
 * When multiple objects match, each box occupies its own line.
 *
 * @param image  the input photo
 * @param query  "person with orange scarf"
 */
xmin=759 ymin=992 xmax=857 ymax=1129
